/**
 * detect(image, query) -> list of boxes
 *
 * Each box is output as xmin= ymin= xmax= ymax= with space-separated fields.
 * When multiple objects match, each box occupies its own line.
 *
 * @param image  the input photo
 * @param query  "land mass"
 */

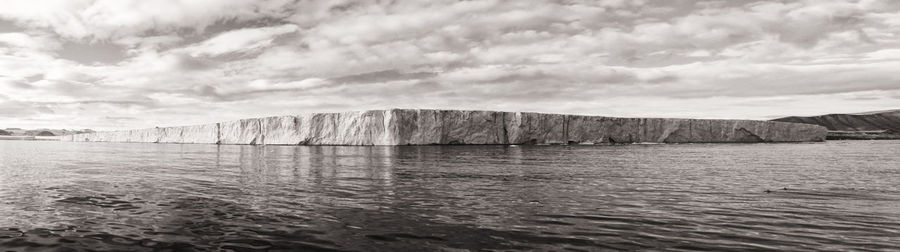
xmin=772 ymin=109 xmax=900 ymax=140
xmin=0 ymin=128 xmax=94 ymax=141
xmin=63 ymin=109 xmax=826 ymax=145
xmin=0 ymin=128 xmax=94 ymax=136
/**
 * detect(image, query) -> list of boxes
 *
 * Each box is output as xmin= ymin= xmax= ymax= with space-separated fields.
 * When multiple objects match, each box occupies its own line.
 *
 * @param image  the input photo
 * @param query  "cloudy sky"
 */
xmin=1 ymin=0 xmax=899 ymax=130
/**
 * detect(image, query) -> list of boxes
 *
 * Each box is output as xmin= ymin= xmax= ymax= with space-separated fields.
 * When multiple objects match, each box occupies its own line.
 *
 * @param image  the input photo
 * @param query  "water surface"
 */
xmin=1 ymin=141 xmax=899 ymax=251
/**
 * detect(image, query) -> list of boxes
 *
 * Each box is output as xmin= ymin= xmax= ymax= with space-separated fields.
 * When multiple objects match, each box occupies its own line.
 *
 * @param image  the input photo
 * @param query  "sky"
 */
xmin=0 ymin=0 xmax=899 ymax=130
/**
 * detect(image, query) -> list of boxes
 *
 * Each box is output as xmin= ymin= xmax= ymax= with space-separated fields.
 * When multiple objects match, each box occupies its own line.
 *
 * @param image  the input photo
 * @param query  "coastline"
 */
xmin=827 ymin=131 xmax=900 ymax=140
xmin=62 ymin=109 xmax=828 ymax=146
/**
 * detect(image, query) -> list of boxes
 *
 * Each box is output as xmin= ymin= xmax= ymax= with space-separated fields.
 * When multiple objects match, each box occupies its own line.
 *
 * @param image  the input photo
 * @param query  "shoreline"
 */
xmin=62 ymin=109 xmax=827 ymax=146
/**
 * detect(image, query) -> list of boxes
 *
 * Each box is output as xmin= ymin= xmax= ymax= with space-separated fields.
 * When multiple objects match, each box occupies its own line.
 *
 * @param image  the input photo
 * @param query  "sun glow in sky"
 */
xmin=1 ymin=0 xmax=899 ymax=130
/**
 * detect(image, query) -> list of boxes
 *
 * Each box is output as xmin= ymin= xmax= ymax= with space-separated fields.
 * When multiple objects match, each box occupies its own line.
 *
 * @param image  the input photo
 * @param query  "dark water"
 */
xmin=1 ymin=141 xmax=899 ymax=251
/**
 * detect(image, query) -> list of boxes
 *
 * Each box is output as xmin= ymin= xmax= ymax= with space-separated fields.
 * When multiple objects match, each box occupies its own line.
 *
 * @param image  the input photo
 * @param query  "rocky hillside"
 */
xmin=773 ymin=110 xmax=900 ymax=131
xmin=1 ymin=128 xmax=94 ymax=136
xmin=772 ymin=109 xmax=900 ymax=140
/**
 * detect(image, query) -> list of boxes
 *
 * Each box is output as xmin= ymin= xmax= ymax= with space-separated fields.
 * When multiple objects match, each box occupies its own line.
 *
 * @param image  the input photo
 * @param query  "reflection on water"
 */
xmin=2 ymin=141 xmax=900 ymax=251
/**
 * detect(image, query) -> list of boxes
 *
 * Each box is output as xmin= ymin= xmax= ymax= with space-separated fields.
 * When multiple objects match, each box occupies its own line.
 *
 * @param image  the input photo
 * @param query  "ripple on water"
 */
xmin=0 ymin=141 xmax=899 ymax=250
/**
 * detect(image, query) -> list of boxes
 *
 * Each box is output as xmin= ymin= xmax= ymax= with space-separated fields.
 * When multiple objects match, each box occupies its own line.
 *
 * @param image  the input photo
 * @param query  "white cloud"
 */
xmin=115 ymin=35 xmax=182 ymax=51
xmin=1 ymin=0 xmax=899 ymax=129
xmin=0 ymin=32 xmax=61 ymax=51
xmin=865 ymin=49 xmax=900 ymax=60
xmin=182 ymin=24 xmax=298 ymax=57
xmin=0 ymin=0 xmax=295 ymax=40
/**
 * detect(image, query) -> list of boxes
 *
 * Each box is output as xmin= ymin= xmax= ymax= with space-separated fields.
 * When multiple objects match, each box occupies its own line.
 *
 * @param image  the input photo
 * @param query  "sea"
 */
xmin=1 ymin=140 xmax=899 ymax=251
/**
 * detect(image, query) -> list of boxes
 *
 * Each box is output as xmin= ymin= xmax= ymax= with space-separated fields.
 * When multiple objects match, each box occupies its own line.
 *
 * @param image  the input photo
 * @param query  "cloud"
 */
xmin=331 ymin=70 xmax=437 ymax=84
xmin=115 ymin=35 xmax=182 ymax=51
xmin=0 ymin=99 xmax=40 ymax=118
xmin=1 ymin=0 xmax=899 ymax=129
xmin=0 ymin=0 xmax=296 ymax=40
xmin=300 ymin=1 xmax=499 ymax=46
xmin=0 ymin=32 xmax=61 ymax=51
xmin=183 ymin=24 xmax=298 ymax=57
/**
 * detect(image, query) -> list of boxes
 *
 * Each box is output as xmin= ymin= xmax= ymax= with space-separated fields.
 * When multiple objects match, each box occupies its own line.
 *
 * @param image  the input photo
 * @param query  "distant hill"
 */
xmin=772 ymin=109 xmax=900 ymax=140
xmin=773 ymin=110 xmax=900 ymax=131
xmin=35 ymin=131 xmax=56 ymax=136
xmin=0 ymin=128 xmax=94 ymax=136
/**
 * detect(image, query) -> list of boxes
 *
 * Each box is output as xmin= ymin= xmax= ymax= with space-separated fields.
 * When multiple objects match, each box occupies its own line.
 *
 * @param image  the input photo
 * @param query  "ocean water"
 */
xmin=1 ymin=140 xmax=899 ymax=251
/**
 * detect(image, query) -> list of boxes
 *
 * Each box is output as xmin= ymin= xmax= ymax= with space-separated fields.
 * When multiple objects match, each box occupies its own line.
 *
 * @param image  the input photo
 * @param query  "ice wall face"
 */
xmin=505 ymin=112 xmax=567 ymax=144
xmin=131 ymin=128 xmax=160 ymax=143
xmin=66 ymin=109 xmax=827 ymax=145
xmin=181 ymin=124 xmax=218 ymax=144
xmin=440 ymin=110 xmax=507 ymax=144
xmin=261 ymin=116 xmax=302 ymax=145
xmin=302 ymin=111 xmax=393 ymax=145
xmin=564 ymin=117 xmax=827 ymax=144
xmin=157 ymin=127 xmax=183 ymax=143
xmin=388 ymin=109 xmax=443 ymax=145
xmin=220 ymin=119 xmax=260 ymax=145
